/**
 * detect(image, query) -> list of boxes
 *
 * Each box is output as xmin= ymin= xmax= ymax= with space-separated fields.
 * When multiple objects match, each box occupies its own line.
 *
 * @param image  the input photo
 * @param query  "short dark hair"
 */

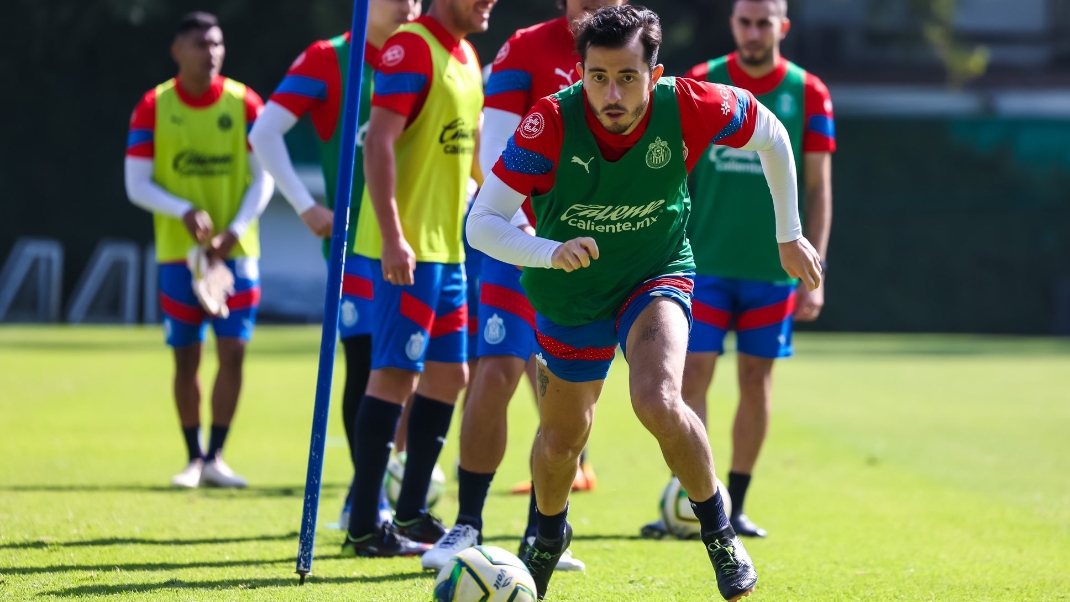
xmin=176 ymin=11 xmax=219 ymax=36
xmin=575 ymin=5 xmax=662 ymax=70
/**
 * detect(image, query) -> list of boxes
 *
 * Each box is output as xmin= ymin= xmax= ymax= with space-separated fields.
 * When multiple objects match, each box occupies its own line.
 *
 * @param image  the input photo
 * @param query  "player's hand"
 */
xmin=381 ymin=237 xmax=416 ymax=286
xmin=206 ymin=231 xmax=239 ymax=263
xmin=183 ymin=209 xmax=214 ymax=244
xmin=794 ymin=279 xmax=824 ymax=322
xmin=300 ymin=205 xmax=334 ymax=239
xmin=551 ymin=237 xmax=599 ymax=272
xmin=778 ymin=237 xmax=822 ymax=291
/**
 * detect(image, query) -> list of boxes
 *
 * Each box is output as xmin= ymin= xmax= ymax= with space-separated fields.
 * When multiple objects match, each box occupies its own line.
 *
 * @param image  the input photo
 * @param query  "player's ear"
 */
xmin=780 ymin=17 xmax=791 ymax=39
xmin=576 ymin=62 xmax=584 ymax=81
xmin=651 ymin=64 xmax=665 ymax=84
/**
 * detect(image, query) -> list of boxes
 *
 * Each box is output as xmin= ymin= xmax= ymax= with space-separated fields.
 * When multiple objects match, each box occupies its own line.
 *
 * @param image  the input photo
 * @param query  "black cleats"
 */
xmin=395 ymin=512 xmax=447 ymax=544
xmin=341 ymin=523 xmax=430 ymax=558
xmin=730 ymin=513 xmax=768 ymax=538
xmin=703 ymin=528 xmax=758 ymax=601
xmin=521 ymin=521 xmax=573 ymax=599
xmin=640 ymin=518 xmax=668 ymax=539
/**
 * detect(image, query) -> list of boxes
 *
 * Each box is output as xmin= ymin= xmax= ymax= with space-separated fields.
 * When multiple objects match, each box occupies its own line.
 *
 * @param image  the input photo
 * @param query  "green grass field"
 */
xmin=1 ymin=327 xmax=1068 ymax=601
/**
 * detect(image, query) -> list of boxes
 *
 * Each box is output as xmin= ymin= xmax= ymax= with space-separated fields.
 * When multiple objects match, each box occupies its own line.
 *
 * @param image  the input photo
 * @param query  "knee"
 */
xmin=216 ymin=342 xmax=246 ymax=370
xmin=737 ymin=360 xmax=773 ymax=407
xmin=173 ymin=347 xmax=201 ymax=377
xmin=632 ymin=385 xmax=686 ymax=436
xmin=429 ymin=363 xmax=469 ymax=397
xmin=538 ymin=426 xmax=586 ymax=466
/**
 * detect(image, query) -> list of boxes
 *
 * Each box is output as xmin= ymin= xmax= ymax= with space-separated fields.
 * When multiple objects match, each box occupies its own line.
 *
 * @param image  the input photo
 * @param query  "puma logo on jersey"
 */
xmin=555 ymin=68 xmax=576 ymax=89
xmin=571 ymin=156 xmax=593 ymax=173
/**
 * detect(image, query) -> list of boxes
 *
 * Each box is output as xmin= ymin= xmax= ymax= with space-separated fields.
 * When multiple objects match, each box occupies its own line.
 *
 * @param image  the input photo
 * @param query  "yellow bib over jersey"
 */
xmin=353 ymin=23 xmax=483 ymax=264
xmin=152 ymin=78 xmax=258 ymax=262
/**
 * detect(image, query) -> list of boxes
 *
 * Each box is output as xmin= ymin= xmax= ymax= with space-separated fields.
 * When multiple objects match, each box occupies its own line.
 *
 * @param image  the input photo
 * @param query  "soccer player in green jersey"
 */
xmin=467 ymin=6 xmax=822 ymax=599
xmin=643 ymin=0 xmax=835 ymax=540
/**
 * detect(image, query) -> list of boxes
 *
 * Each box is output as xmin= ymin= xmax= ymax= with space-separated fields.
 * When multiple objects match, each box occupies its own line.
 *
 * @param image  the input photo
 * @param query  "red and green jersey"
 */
xmin=269 ymin=32 xmax=378 ymax=259
xmin=493 ymin=77 xmax=760 ymax=325
xmin=686 ymin=53 xmax=835 ymax=282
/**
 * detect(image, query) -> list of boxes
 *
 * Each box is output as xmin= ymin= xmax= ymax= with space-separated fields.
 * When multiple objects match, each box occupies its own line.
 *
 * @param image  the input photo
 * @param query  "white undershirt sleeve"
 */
xmin=479 ymin=108 xmax=523 ymax=179
xmin=227 ymin=152 xmax=275 ymax=238
xmin=248 ymin=101 xmax=317 ymax=215
xmin=124 ymin=157 xmax=193 ymax=219
xmin=739 ymin=101 xmax=803 ymax=243
xmin=467 ymin=174 xmax=560 ymax=268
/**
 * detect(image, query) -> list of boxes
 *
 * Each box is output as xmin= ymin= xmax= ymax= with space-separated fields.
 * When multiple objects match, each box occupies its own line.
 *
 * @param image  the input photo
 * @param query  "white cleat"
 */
xmin=422 ymin=524 xmax=481 ymax=571
xmin=171 ymin=459 xmax=204 ymax=488
xmin=199 ymin=457 xmax=247 ymax=488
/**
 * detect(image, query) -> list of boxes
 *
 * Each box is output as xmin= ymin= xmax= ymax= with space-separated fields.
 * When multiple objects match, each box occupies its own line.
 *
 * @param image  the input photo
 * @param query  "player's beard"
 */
xmin=738 ymin=43 xmax=774 ymax=68
xmin=598 ymin=99 xmax=647 ymax=135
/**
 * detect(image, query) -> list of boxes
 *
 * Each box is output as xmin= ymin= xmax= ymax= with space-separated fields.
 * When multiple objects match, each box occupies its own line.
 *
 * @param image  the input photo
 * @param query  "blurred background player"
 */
xmin=641 ymin=0 xmax=835 ymax=540
xmin=423 ymin=0 xmax=630 ymax=573
xmin=466 ymin=6 xmax=822 ymax=596
xmin=249 ymin=0 xmax=422 ymax=528
xmin=342 ymin=0 xmax=497 ymax=558
xmin=124 ymin=12 xmax=274 ymax=488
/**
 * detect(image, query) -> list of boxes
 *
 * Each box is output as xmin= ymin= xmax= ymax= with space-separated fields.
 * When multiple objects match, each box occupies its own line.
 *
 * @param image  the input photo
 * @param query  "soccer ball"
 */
xmin=660 ymin=476 xmax=732 ymax=540
xmin=382 ymin=452 xmax=446 ymax=510
xmin=433 ymin=546 xmax=538 ymax=602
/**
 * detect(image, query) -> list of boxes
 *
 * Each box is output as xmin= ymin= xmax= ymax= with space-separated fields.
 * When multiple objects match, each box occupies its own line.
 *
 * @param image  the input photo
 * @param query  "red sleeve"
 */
xmin=684 ymin=62 xmax=709 ymax=81
xmin=268 ymin=41 xmax=339 ymax=123
xmin=803 ymin=72 xmax=836 ymax=153
xmin=490 ymin=96 xmax=563 ymax=197
xmin=675 ymin=78 xmax=758 ymax=172
xmin=483 ymin=35 xmax=532 ymax=116
xmin=371 ymin=32 xmax=433 ymax=121
xmin=126 ymin=89 xmax=156 ymax=159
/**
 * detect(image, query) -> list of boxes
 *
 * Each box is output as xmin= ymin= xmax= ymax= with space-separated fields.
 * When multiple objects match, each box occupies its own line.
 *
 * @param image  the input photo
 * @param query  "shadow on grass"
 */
xmin=0 ymin=532 xmax=299 ymax=550
xmin=0 ymin=483 xmax=344 ymax=497
xmin=6 ymin=557 xmax=295 ymax=575
xmin=38 ymin=571 xmax=429 ymax=597
xmin=482 ymin=533 xmax=644 ymax=543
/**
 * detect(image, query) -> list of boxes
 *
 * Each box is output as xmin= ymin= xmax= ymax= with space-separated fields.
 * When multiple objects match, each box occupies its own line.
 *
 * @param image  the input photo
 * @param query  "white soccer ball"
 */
xmin=660 ymin=476 xmax=732 ymax=540
xmin=382 ymin=452 xmax=446 ymax=510
xmin=432 ymin=546 xmax=538 ymax=602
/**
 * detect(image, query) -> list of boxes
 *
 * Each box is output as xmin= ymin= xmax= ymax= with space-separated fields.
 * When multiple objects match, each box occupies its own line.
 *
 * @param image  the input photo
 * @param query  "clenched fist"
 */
xmin=551 ymin=237 xmax=599 ymax=272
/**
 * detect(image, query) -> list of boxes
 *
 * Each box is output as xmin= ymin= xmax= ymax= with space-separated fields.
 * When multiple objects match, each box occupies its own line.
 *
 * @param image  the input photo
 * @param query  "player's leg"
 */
xmin=728 ymin=280 xmax=797 ymax=538
xmin=200 ymin=257 xmax=259 ymax=488
xmin=160 ymin=261 xmax=210 ymax=488
xmin=620 ymin=282 xmax=757 ymax=602
xmin=521 ymin=315 xmax=614 ymax=598
xmin=424 ymin=259 xmax=536 ymax=568
xmin=394 ymin=262 xmax=469 ymax=542
xmin=642 ymin=275 xmax=732 ymax=537
xmin=343 ymin=259 xmax=432 ymax=558
xmin=338 ymin=254 xmax=376 ymax=527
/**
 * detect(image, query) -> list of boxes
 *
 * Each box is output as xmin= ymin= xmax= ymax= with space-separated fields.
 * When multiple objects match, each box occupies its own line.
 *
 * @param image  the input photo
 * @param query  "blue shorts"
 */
xmin=688 ymin=276 xmax=797 ymax=359
xmin=159 ymin=257 xmax=260 ymax=348
xmin=370 ymin=259 xmax=467 ymax=372
xmin=339 ymin=254 xmax=375 ymax=339
xmin=535 ymin=274 xmax=694 ymax=383
xmin=476 ymin=256 xmax=535 ymax=361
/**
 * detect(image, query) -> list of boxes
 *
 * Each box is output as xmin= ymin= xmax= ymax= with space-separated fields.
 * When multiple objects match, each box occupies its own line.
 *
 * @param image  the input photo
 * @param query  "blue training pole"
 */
xmin=296 ymin=0 xmax=372 ymax=583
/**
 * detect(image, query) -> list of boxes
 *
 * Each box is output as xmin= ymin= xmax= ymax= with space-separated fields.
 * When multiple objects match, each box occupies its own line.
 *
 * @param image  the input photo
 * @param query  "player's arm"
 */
xmin=250 ymin=43 xmax=338 ymax=238
xmin=123 ymin=90 xmax=212 ymax=243
xmin=249 ymin=103 xmax=332 ymax=237
xmin=795 ymin=75 xmax=836 ymax=320
xmin=467 ymin=100 xmax=596 ymax=271
xmin=364 ymin=106 xmax=413 ymax=283
xmin=210 ymin=90 xmax=275 ymax=261
xmin=695 ymin=81 xmax=821 ymax=289
xmin=467 ymin=175 xmax=595 ymax=271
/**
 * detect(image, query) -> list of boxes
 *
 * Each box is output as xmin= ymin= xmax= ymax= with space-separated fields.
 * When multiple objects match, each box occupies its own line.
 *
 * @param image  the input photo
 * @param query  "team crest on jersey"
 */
xmin=776 ymin=92 xmax=797 ymax=118
xmin=646 ymin=137 xmax=671 ymax=169
xmin=217 ymin=114 xmax=233 ymax=131
xmin=494 ymin=42 xmax=510 ymax=65
xmin=520 ymin=113 xmax=545 ymax=139
xmin=484 ymin=313 xmax=506 ymax=345
xmin=340 ymin=301 xmax=359 ymax=327
xmin=381 ymin=44 xmax=405 ymax=67
xmin=405 ymin=331 xmax=426 ymax=361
